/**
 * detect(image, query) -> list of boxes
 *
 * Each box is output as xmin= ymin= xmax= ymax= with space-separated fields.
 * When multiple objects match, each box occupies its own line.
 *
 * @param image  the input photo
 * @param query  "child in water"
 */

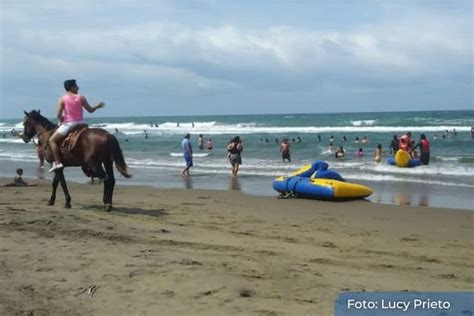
xmin=356 ymin=148 xmax=364 ymax=158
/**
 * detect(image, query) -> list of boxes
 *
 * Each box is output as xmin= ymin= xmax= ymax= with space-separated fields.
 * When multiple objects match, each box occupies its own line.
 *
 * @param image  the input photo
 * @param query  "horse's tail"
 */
xmin=111 ymin=136 xmax=132 ymax=178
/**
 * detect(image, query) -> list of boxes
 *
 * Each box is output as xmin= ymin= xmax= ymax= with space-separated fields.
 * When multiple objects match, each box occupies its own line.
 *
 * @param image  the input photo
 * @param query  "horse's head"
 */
xmin=22 ymin=110 xmax=40 ymax=142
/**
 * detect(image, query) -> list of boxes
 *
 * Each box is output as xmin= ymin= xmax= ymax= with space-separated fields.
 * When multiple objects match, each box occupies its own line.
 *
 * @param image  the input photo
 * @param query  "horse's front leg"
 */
xmin=57 ymin=169 xmax=71 ymax=208
xmin=48 ymin=171 xmax=59 ymax=205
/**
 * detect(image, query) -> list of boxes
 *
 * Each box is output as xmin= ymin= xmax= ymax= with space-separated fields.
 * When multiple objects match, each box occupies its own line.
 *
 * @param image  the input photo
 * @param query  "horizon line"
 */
xmin=2 ymin=108 xmax=473 ymax=120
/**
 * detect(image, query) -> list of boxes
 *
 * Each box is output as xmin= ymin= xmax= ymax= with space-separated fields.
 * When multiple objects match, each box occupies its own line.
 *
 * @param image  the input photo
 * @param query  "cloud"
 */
xmin=0 ymin=1 xmax=472 ymax=117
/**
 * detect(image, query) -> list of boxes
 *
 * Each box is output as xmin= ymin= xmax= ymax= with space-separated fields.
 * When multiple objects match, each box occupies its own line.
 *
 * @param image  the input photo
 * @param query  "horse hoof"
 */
xmin=65 ymin=203 xmax=71 ymax=209
xmin=104 ymin=204 xmax=112 ymax=212
xmin=47 ymin=200 xmax=54 ymax=206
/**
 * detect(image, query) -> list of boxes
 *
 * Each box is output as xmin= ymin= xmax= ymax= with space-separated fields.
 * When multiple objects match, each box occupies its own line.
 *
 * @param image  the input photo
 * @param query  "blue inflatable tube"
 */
xmin=273 ymin=176 xmax=372 ymax=200
xmin=387 ymin=157 xmax=421 ymax=168
xmin=313 ymin=170 xmax=345 ymax=182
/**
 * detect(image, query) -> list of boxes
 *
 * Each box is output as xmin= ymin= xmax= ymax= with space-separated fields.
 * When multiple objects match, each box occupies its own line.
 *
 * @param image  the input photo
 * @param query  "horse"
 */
xmin=21 ymin=110 xmax=131 ymax=211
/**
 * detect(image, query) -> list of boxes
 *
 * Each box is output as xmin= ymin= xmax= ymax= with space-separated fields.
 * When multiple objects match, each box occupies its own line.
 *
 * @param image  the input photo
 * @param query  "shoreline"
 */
xmin=1 ymin=178 xmax=473 ymax=315
xmin=1 ymin=158 xmax=473 ymax=211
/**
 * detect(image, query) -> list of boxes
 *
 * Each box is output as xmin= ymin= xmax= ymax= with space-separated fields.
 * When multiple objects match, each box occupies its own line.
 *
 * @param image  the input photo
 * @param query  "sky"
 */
xmin=0 ymin=0 xmax=473 ymax=118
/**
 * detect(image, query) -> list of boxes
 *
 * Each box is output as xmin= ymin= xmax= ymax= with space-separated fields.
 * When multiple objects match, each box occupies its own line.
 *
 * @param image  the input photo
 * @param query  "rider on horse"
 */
xmin=48 ymin=79 xmax=105 ymax=172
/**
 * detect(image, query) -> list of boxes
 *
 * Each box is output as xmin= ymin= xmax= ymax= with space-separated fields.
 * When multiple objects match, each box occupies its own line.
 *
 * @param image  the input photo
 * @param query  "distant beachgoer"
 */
xmin=317 ymin=135 xmax=321 ymax=142
xmin=155 ymin=124 xmax=159 ymax=128
xmin=399 ymin=132 xmax=412 ymax=151
xmin=207 ymin=139 xmax=213 ymax=150
xmin=33 ymin=139 xmax=45 ymax=168
xmin=341 ymin=136 xmax=347 ymax=142
xmin=265 ymin=138 xmax=269 ymax=143
xmin=327 ymin=142 xmax=335 ymax=153
xmin=292 ymin=138 xmax=296 ymax=143
xmin=4 ymin=168 xmax=36 ymax=187
xmin=374 ymin=144 xmax=383 ymax=163
xmin=453 ymin=128 xmax=457 ymax=136
xmin=114 ymin=128 xmax=119 ymax=134
xmin=411 ymin=134 xmax=430 ymax=165
xmin=198 ymin=134 xmax=204 ymax=150
xmin=471 ymin=127 xmax=474 ymax=139
xmin=144 ymin=130 xmax=148 ymax=139
xmin=296 ymin=136 xmax=302 ymax=143
xmin=361 ymin=136 xmax=369 ymax=144
xmin=329 ymin=136 xmax=334 ymax=142
xmin=227 ymin=136 xmax=243 ymax=177
xmin=335 ymin=146 xmax=345 ymax=159
xmin=356 ymin=148 xmax=364 ymax=158
xmin=2 ymin=132 xmax=5 ymax=138
xmin=354 ymin=136 xmax=360 ymax=143
xmin=442 ymin=133 xmax=446 ymax=139
xmin=275 ymin=138 xmax=279 ymax=144
xmin=177 ymin=122 xmax=180 ymax=127
xmin=181 ymin=133 xmax=193 ymax=176
xmin=192 ymin=122 xmax=195 ymax=128
xmin=389 ymin=135 xmax=399 ymax=155
xmin=280 ymin=139 xmax=291 ymax=162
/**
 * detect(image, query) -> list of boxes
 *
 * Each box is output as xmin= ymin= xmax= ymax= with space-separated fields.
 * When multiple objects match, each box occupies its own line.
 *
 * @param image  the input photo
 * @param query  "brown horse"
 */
xmin=21 ymin=110 xmax=131 ymax=211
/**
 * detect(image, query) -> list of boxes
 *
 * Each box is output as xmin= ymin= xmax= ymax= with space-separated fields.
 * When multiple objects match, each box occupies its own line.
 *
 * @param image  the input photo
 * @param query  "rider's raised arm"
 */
xmin=56 ymin=97 xmax=65 ymax=122
xmin=81 ymin=96 xmax=104 ymax=113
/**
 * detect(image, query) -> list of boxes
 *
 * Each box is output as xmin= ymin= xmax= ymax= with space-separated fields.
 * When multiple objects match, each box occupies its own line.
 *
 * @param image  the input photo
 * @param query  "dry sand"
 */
xmin=0 ymin=178 xmax=473 ymax=315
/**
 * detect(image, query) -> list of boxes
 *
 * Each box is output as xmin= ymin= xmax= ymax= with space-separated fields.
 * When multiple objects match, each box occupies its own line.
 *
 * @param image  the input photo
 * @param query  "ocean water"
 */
xmin=1 ymin=110 xmax=473 ymax=210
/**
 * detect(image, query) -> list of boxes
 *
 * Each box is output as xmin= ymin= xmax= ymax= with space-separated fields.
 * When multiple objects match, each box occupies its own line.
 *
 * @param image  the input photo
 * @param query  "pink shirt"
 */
xmin=63 ymin=94 xmax=83 ymax=123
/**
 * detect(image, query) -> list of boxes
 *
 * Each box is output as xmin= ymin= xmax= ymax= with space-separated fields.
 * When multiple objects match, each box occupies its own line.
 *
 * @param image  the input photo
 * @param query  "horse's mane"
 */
xmin=28 ymin=110 xmax=56 ymax=130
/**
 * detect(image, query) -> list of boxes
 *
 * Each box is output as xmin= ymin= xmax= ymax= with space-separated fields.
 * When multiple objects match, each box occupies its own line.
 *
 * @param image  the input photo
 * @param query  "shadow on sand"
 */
xmin=80 ymin=204 xmax=168 ymax=218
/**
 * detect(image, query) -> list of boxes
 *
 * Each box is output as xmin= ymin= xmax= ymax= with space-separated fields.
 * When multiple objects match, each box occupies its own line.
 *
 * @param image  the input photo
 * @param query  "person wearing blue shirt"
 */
xmin=181 ymin=133 xmax=193 ymax=176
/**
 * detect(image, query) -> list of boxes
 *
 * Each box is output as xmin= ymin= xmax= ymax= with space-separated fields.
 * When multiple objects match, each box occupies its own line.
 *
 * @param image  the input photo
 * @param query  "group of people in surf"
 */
xmin=390 ymin=132 xmax=431 ymax=165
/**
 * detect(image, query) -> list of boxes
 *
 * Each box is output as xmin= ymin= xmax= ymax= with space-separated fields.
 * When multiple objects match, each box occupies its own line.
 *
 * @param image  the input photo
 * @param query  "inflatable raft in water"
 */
xmin=273 ymin=160 xmax=373 ymax=201
xmin=387 ymin=150 xmax=421 ymax=168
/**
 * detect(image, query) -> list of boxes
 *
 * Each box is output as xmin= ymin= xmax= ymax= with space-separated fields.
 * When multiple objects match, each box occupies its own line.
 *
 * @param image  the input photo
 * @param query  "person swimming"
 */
xmin=335 ymin=146 xmax=345 ymax=159
xmin=356 ymin=148 xmax=364 ymax=158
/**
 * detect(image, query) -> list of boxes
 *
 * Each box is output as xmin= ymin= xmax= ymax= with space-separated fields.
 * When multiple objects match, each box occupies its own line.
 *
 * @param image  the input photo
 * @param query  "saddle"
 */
xmin=43 ymin=124 xmax=89 ymax=161
xmin=61 ymin=124 xmax=89 ymax=155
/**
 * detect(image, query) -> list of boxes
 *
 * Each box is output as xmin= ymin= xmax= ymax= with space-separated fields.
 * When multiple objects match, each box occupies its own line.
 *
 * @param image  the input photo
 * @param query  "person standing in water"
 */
xmin=207 ymin=138 xmax=213 ymax=150
xmin=181 ymin=133 xmax=193 ymax=176
xmin=389 ymin=135 xmax=399 ymax=155
xmin=33 ymin=139 xmax=45 ymax=168
xmin=411 ymin=134 xmax=430 ymax=165
xmin=48 ymin=79 xmax=104 ymax=173
xmin=280 ymin=139 xmax=291 ymax=162
xmin=374 ymin=144 xmax=383 ymax=163
xmin=227 ymin=136 xmax=243 ymax=177
xmin=198 ymin=134 xmax=204 ymax=150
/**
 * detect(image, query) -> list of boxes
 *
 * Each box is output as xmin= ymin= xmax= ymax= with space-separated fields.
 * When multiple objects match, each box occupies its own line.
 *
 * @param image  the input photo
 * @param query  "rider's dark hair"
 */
xmin=64 ymin=79 xmax=77 ymax=92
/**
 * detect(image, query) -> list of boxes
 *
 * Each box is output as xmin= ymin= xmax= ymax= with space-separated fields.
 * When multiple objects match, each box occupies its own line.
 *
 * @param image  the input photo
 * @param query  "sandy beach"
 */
xmin=0 ymin=178 xmax=473 ymax=315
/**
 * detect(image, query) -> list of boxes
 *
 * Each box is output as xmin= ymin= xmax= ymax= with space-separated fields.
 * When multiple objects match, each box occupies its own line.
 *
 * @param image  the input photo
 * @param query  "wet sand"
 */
xmin=0 ymin=178 xmax=473 ymax=315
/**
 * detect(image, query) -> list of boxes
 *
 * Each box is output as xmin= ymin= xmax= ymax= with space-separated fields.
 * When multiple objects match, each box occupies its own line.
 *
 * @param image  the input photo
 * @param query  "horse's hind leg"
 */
xmin=103 ymin=161 xmax=115 ymax=212
xmin=95 ymin=164 xmax=108 ymax=206
xmin=57 ymin=169 xmax=71 ymax=208
xmin=48 ymin=172 xmax=60 ymax=205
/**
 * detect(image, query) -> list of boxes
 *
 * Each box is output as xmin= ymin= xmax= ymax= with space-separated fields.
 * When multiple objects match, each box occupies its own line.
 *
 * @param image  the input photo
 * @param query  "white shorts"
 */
xmin=57 ymin=121 xmax=84 ymax=135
